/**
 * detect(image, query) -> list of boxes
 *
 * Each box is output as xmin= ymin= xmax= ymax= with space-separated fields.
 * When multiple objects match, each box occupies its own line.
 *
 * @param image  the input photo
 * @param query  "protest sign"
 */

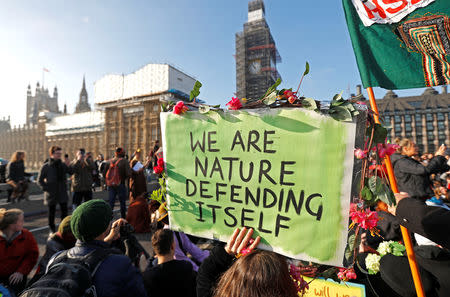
xmin=303 ymin=277 xmax=366 ymax=297
xmin=161 ymin=108 xmax=356 ymax=266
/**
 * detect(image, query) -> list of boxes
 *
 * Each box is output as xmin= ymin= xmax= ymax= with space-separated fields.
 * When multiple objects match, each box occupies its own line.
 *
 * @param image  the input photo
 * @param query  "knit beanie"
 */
xmin=58 ymin=215 xmax=72 ymax=235
xmin=70 ymin=200 xmax=113 ymax=242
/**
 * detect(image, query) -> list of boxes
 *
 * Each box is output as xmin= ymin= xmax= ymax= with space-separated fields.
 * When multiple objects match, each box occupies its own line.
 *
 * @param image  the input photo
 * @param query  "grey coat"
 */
xmin=38 ymin=159 xmax=73 ymax=206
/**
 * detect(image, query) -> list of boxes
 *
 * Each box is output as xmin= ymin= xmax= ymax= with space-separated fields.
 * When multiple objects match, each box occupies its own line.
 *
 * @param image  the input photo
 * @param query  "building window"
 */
xmin=112 ymin=111 xmax=117 ymax=118
xmin=405 ymin=123 xmax=412 ymax=132
xmin=405 ymin=132 xmax=412 ymax=138
xmin=426 ymin=114 xmax=433 ymax=121
xmin=394 ymin=124 xmax=402 ymax=133
xmin=438 ymin=121 xmax=445 ymax=130
xmin=153 ymin=105 xmax=159 ymax=112
xmin=416 ymin=136 xmax=422 ymax=144
xmin=415 ymin=114 xmax=422 ymax=123
xmin=394 ymin=115 xmax=401 ymax=122
xmin=384 ymin=116 xmax=391 ymax=123
xmin=428 ymin=144 xmax=435 ymax=152
xmin=437 ymin=113 xmax=445 ymax=121
xmin=404 ymin=115 xmax=411 ymax=122
xmin=426 ymin=122 xmax=434 ymax=130
xmin=427 ymin=131 xmax=434 ymax=141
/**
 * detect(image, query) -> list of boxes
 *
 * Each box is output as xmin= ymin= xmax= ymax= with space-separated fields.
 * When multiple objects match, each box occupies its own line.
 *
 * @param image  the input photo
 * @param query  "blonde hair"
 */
xmin=397 ymin=138 xmax=414 ymax=154
xmin=10 ymin=151 xmax=25 ymax=163
xmin=0 ymin=208 xmax=24 ymax=230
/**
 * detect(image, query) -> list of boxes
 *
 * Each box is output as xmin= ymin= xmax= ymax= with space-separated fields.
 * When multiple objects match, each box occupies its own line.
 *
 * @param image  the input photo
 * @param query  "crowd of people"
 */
xmin=0 ymin=137 xmax=449 ymax=297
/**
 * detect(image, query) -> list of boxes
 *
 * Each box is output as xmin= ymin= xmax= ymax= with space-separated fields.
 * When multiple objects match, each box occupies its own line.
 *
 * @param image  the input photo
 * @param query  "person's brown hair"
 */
xmin=214 ymin=250 xmax=298 ymax=297
xmin=0 ymin=208 xmax=24 ymax=230
xmin=49 ymin=146 xmax=62 ymax=156
xmin=152 ymin=229 xmax=174 ymax=255
xmin=10 ymin=151 xmax=25 ymax=163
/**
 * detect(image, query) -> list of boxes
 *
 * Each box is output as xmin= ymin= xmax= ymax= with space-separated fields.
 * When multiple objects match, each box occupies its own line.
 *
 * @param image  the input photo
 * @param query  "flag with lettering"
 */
xmin=343 ymin=0 xmax=450 ymax=89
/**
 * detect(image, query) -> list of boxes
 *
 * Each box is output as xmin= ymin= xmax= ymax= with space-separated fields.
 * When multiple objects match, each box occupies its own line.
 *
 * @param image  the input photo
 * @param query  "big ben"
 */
xmin=236 ymin=0 xmax=282 ymax=100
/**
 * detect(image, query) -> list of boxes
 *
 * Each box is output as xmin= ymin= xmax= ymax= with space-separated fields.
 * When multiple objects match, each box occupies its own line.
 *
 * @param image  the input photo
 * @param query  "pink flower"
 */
xmin=153 ymin=166 xmax=164 ymax=174
xmin=173 ymin=101 xmax=189 ymax=115
xmin=338 ymin=268 xmax=357 ymax=282
xmin=289 ymin=264 xmax=309 ymax=294
xmin=349 ymin=205 xmax=379 ymax=231
xmin=226 ymin=97 xmax=243 ymax=110
xmin=157 ymin=158 xmax=164 ymax=168
xmin=354 ymin=148 xmax=367 ymax=159
xmin=385 ymin=143 xmax=400 ymax=156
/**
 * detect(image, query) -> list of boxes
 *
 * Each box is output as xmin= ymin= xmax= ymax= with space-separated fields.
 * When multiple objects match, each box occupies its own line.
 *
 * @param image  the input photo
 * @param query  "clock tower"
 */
xmin=236 ymin=0 xmax=281 ymax=100
xmin=75 ymin=76 xmax=91 ymax=113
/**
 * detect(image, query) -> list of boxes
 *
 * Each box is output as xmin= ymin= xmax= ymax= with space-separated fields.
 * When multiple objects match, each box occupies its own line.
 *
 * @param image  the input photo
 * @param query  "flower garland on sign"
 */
xmin=157 ymin=62 xmax=401 ymax=293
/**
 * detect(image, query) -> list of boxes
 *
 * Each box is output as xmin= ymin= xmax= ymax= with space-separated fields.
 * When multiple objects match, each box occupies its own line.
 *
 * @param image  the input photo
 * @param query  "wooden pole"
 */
xmin=366 ymin=87 xmax=426 ymax=297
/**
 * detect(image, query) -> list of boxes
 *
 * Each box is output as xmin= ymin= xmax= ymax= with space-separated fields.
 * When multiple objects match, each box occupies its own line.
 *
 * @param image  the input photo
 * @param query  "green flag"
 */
xmin=343 ymin=0 xmax=450 ymax=90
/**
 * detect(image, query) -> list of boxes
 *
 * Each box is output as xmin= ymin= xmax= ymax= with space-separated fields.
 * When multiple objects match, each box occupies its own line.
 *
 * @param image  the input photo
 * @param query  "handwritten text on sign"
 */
xmin=161 ymin=109 xmax=356 ymax=266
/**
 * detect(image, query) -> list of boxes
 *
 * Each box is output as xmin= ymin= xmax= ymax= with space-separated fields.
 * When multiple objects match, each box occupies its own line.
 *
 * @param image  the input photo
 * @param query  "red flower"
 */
xmin=157 ymin=158 xmax=165 ymax=168
xmin=350 ymin=205 xmax=379 ymax=231
xmin=173 ymin=101 xmax=189 ymax=115
xmin=338 ymin=267 xmax=357 ymax=282
xmin=226 ymin=97 xmax=242 ymax=110
xmin=153 ymin=166 xmax=164 ymax=174
xmin=288 ymin=96 xmax=297 ymax=104
xmin=283 ymin=90 xmax=295 ymax=98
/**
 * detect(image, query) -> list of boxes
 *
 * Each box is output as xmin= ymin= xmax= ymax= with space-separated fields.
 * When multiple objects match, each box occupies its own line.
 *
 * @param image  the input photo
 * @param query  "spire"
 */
xmin=75 ymin=75 xmax=91 ymax=113
xmin=63 ymin=103 xmax=67 ymax=114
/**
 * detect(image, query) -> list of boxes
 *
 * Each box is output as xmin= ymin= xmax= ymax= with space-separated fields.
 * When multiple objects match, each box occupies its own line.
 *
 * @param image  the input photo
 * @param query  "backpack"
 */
xmin=19 ymin=249 xmax=116 ymax=297
xmin=105 ymin=159 xmax=122 ymax=187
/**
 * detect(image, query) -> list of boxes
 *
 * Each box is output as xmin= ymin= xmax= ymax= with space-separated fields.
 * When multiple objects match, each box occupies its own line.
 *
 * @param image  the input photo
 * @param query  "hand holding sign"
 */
xmin=225 ymin=227 xmax=261 ymax=257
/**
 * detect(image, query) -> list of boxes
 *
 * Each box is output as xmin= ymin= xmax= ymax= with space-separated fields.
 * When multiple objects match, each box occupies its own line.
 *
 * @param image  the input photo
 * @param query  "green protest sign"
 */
xmin=161 ymin=108 xmax=356 ymax=266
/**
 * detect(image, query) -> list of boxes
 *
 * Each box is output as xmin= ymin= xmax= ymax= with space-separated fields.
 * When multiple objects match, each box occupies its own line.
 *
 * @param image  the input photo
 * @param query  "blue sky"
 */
xmin=0 ymin=0 xmax=433 ymax=126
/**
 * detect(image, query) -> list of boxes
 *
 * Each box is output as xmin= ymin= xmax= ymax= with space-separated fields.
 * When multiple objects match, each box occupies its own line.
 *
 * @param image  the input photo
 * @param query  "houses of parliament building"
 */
xmin=0 ymin=63 xmax=196 ymax=170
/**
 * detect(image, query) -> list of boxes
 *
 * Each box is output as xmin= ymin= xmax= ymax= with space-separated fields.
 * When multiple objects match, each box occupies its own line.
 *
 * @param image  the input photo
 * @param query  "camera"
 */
xmin=119 ymin=223 xmax=135 ymax=238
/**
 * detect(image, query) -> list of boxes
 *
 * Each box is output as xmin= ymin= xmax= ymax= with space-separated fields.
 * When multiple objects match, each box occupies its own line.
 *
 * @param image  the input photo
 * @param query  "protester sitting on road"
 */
xmin=158 ymin=202 xmax=210 ymax=271
xmin=380 ymin=192 xmax=450 ymax=297
xmin=197 ymin=227 xmax=299 ymax=297
xmin=50 ymin=199 xmax=147 ymax=297
xmin=6 ymin=151 xmax=32 ymax=203
xmin=31 ymin=215 xmax=76 ymax=283
xmin=102 ymin=147 xmax=131 ymax=218
xmin=143 ymin=229 xmax=197 ymax=297
xmin=70 ymin=148 xmax=96 ymax=210
xmin=390 ymin=139 xmax=449 ymax=200
xmin=38 ymin=146 xmax=73 ymax=233
xmin=0 ymin=208 xmax=39 ymax=295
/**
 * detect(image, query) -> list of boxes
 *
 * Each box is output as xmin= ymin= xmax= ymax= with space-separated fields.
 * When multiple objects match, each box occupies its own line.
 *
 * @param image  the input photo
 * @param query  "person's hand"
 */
xmin=388 ymin=192 xmax=410 ymax=215
xmin=9 ymin=272 xmax=23 ymax=285
xmin=77 ymin=152 xmax=85 ymax=161
xmin=104 ymin=218 xmax=128 ymax=243
xmin=435 ymin=144 xmax=446 ymax=156
xmin=225 ymin=227 xmax=260 ymax=257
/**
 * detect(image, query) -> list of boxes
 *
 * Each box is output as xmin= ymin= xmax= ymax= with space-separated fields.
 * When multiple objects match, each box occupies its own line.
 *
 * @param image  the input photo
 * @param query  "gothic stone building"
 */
xmin=377 ymin=86 xmax=450 ymax=154
xmin=0 ymin=64 xmax=196 ymax=170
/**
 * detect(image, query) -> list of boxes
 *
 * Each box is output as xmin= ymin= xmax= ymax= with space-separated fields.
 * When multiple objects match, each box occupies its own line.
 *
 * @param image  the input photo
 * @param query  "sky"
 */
xmin=0 ymin=0 xmax=436 ymax=126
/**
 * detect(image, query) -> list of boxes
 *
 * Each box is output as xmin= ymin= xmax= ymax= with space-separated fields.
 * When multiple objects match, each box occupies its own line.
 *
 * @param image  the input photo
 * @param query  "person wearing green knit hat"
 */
xmin=45 ymin=199 xmax=148 ymax=297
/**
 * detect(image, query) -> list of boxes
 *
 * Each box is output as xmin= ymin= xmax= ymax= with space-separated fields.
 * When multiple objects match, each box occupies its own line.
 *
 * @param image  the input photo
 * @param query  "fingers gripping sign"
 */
xmin=225 ymin=227 xmax=261 ymax=257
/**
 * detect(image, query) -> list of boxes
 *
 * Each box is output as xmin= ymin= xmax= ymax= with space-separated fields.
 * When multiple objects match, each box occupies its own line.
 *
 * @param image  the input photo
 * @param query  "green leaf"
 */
xmin=189 ymin=80 xmax=202 ymax=101
xmin=361 ymin=186 xmax=374 ymax=201
xmin=260 ymin=78 xmax=282 ymax=100
xmin=368 ymin=176 xmax=379 ymax=193
xmin=263 ymin=92 xmax=277 ymax=105
xmin=390 ymin=242 xmax=406 ymax=256
xmin=367 ymin=123 xmax=388 ymax=143
xmin=303 ymin=61 xmax=310 ymax=76
xmin=161 ymin=103 xmax=167 ymax=112
xmin=198 ymin=105 xmax=211 ymax=114
xmin=302 ymin=98 xmax=317 ymax=110
xmin=330 ymin=106 xmax=352 ymax=121
xmin=333 ymin=91 xmax=343 ymax=101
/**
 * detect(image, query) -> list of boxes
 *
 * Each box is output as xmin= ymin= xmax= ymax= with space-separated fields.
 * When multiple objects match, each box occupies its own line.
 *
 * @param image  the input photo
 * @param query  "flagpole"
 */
xmin=366 ymin=87 xmax=426 ymax=297
xmin=42 ymin=68 xmax=45 ymax=88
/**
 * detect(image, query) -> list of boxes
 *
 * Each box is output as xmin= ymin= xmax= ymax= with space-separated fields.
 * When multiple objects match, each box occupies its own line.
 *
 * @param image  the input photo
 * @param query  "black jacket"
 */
xmin=143 ymin=260 xmax=196 ymax=297
xmin=196 ymin=245 xmax=234 ymax=297
xmin=396 ymin=198 xmax=450 ymax=250
xmin=37 ymin=159 xmax=73 ymax=206
xmin=6 ymin=160 xmax=30 ymax=183
xmin=391 ymin=153 xmax=449 ymax=199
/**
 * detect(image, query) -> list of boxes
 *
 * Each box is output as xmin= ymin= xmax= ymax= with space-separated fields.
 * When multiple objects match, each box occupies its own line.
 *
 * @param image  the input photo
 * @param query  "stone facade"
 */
xmin=377 ymin=86 xmax=450 ymax=154
xmin=0 ymin=64 xmax=196 ymax=170
xmin=26 ymin=82 xmax=60 ymax=125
